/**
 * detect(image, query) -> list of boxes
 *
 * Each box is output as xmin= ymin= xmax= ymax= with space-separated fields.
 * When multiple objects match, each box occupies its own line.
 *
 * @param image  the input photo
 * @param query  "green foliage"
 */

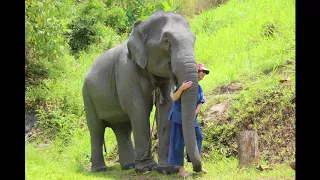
xmin=158 ymin=0 xmax=181 ymax=12
xmin=25 ymin=0 xmax=74 ymax=101
xmin=124 ymin=0 xmax=156 ymax=27
xmin=87 ymin=23 xmax=124 ymax=52
xmin=25 ymin=0 xmax=73 ymax=62
xmin=104 ymin=5 xmax=129 ymax=34
xmin=67 ymin=0 xmax=109 ymax=54
xmin=26 ymin=0 xmax=123 ymax=141
xmin=124 ymin=0 xmax=181 ymax=28
xmin=67 ymin=0 xmax=130 ymax=55
xmin=25 ymin=0 xmax=75 ymax=113
xmin=26 ymin=49 xmax=103 ymax=142
xmin=37 ymin=107 xmax=77 ymax=144
xmin=26 ymin=54 xmax=85 ymax=142
xmin=68 ymin=24 xmax=93 ymax=55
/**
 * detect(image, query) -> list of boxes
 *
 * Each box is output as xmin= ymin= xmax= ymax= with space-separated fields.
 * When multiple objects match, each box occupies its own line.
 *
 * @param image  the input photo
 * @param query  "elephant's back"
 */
xmin=83 ymin=44 xmax=128 ymax=120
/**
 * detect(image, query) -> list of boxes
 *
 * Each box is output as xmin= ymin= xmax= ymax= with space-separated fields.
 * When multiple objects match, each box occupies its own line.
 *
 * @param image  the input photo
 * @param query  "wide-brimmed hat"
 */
xmin=197 ymin=63 xmax=210 ymax=74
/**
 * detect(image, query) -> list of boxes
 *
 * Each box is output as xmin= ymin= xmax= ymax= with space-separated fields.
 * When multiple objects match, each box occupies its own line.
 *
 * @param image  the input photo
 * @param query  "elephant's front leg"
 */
xmin=155 ymin=84 xmax=179 ymax=174
xmin=126 ymin=97 xmax=157 ymax=172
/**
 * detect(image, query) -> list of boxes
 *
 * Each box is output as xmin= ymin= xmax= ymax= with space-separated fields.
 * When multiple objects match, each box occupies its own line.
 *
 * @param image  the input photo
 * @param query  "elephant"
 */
xmin=82 ymin=10 xmax=202 ymax=173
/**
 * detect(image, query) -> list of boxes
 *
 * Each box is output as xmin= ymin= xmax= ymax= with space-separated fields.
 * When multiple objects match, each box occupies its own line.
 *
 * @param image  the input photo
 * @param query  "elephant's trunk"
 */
xmin=172 ymin=55 xmax=202 ymax=172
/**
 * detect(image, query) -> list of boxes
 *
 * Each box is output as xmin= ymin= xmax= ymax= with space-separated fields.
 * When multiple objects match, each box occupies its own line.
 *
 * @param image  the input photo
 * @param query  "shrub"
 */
xmin=25 ymin=0 xmax=72 ymax=62
xmin=25 ymin=0 xmax=74 ymax=101
xmin=67 ymin=0 xmax=108 ymax=54
xmin=104 ymin=5 xmax=129 ymax=34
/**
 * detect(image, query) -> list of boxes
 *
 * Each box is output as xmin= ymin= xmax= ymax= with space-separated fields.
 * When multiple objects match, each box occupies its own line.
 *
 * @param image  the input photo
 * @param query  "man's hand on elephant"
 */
xmin=173 ymin=80 xmax=193 ymax=101
xmin=180 ymin=80 xmax=192 ymax=91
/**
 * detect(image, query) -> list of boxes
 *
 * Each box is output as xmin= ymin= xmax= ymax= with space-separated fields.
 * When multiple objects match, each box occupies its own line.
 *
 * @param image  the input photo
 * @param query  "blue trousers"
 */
xmin=168 ymin=121 xmax=203 ymax=166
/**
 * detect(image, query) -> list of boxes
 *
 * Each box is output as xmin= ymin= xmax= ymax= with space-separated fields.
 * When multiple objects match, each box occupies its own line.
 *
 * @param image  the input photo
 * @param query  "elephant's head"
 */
xmin=127 ymin=10 xmax=202 ymax=172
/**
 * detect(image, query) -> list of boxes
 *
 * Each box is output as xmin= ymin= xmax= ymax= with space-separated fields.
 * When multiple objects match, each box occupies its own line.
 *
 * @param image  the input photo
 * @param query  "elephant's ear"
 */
xmin=127 ymin=20 xmax=148 ymax=69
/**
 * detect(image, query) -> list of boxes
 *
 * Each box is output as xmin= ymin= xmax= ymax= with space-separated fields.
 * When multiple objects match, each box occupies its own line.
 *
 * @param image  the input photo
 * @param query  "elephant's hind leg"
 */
xmin=111 ymin=122 xmax=135 ymax=170
xmin=83 ymin=95 xmax=108 ymax=172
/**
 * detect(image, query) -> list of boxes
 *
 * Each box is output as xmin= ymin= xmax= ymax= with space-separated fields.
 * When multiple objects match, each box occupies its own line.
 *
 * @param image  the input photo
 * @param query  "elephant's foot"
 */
xmin=91 ymin=163 xmax=109 ymax=172
xmin=121 ymin=163 xmax=135 ymax=170
xmin=156 ymin=165 xmax=179 ymax=174
xmin=135 ymin=158 xmax=157 ymax=173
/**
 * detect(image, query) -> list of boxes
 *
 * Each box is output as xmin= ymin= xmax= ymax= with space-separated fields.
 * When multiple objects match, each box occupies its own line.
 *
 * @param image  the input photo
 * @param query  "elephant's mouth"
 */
xmin=169 ymin=72 xmax=177 ymax=86
xmin=166 ymin=63 xmax=177 ymax=86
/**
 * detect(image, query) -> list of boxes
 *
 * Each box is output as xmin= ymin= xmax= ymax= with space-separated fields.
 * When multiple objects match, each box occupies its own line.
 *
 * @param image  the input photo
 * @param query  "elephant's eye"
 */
xmin=162 ymin=37 xmax=171 ymax=52
xmin=163 ymin=37 xmax=169 ymax=43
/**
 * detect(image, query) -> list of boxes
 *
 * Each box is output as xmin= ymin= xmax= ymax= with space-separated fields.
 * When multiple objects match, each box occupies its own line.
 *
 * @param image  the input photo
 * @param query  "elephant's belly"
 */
xmin=97 ymin=105 xmax=130 ymax=124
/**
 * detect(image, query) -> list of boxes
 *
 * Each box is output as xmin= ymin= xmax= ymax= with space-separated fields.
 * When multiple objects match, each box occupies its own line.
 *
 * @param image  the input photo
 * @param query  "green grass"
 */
xmin=190 ymin=0 xmax=295 ymax=93
xmin=26 ymin=138 xmax=295 ymax=180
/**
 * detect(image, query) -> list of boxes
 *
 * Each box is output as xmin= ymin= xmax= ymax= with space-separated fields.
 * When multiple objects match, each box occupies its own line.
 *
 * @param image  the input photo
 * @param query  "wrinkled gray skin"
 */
xmin=82 ymin=10 xmax=202 ymax=173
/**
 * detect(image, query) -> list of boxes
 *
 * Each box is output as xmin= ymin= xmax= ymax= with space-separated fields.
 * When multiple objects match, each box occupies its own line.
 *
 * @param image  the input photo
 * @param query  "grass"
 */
xmin=190 ymin=0 xmax=295 ymax=93
xmin=26 ymin=138 xmax=295 ymax=180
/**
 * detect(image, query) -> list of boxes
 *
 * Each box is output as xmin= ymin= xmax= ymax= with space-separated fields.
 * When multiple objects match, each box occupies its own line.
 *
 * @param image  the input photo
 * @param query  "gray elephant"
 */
xmin=82 ymin=10 xmax=202 ymax=173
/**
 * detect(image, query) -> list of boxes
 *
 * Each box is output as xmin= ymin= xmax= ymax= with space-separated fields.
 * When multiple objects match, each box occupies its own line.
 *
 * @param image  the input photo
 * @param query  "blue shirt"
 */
xmin=168 ymin=84 xmax=205 ymax=127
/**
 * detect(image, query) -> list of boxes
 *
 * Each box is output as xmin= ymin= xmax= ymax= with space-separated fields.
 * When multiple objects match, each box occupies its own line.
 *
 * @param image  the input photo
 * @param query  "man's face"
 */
xmin=198 ymin=70 xmax=207 ymax=81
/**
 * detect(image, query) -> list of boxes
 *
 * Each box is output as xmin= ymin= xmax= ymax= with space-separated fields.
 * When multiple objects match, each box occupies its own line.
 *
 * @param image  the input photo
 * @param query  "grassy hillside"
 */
xmin=188 ymin=0 xmax=295 ymax=164
xmin=25 ymin=0 xmax=295 ymax=179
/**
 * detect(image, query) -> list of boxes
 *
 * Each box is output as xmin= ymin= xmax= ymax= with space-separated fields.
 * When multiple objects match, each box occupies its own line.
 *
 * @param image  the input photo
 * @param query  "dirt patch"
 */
xmin=217 ymin=82 xmax=244 ymax=94
xmin=203 ymin=98 xmax=231 ymax=122
xmin=202 ymin=82 xmax=243 ymax=123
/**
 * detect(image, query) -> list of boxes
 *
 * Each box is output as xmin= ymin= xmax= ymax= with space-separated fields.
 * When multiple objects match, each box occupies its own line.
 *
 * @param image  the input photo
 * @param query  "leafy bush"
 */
xmin=67 ymin=0 xmax=108 ymax=54
xmin=67 ymin=0 xmax=130 ymax=55
xmin=104 ymin=5 xmax=129 ymax=34
xmin=124 ymin=0 xmax=181 ymax=28
xmin=25 ymin=0 xmax=74 ymax=100
xmin=86 ymin=23 xmax=124 ymax=53
xmin=25 ymin=0 xmax=72 ymax=62
xmin=26 ymin=53 xmax=87 ymax=142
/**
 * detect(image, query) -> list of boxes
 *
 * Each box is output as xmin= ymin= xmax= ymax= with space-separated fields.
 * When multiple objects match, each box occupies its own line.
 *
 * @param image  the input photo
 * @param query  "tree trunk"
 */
xmin=236 ymin=130 xmax=260 ymax=168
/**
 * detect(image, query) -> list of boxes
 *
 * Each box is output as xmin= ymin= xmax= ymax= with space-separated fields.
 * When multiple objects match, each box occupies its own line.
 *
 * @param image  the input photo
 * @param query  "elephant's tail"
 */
xmin=103 ymin=140 xmax=107 ymax=153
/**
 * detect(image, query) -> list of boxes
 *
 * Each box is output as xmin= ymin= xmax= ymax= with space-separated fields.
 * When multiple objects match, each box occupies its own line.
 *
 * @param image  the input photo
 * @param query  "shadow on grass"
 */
xmin=72 ymin=162 xmax=210 ymax=180
xmin=73 ymin=162 xmax=174 ymax=179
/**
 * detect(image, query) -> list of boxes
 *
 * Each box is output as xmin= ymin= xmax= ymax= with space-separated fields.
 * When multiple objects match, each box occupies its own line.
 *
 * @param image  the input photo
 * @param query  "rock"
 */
xmin=256 ymin=164 xmax=272 ymax=171
xmin=25 ymin=112 xmax=37 ymax=133
xmin=290 ymin=161 xmax=295 ymax=170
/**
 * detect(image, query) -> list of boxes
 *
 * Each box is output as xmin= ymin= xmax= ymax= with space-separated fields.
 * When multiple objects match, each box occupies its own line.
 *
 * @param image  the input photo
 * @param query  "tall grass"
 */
xmin=191 ymin=0 xmax=295 ymax=92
